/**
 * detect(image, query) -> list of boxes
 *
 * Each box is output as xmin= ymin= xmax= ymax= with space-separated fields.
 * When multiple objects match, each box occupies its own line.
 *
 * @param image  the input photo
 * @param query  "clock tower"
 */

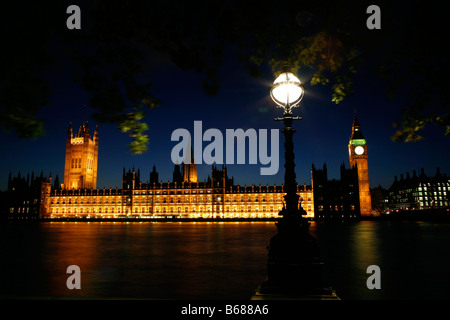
xmin=348 ymin=112 xmax=372 ymax=216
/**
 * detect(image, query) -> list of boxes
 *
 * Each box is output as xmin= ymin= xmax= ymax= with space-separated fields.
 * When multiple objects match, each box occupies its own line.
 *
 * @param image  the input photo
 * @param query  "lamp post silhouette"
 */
xmin=255 ymin=71 xmax=337 ymax=298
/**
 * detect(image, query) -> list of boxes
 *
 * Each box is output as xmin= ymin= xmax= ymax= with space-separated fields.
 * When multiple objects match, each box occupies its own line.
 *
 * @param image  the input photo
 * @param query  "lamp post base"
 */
xmin=251 ymin=286 xmax=340 ymax=300
xmin=254 ymin=213 xmax=339 ymax=299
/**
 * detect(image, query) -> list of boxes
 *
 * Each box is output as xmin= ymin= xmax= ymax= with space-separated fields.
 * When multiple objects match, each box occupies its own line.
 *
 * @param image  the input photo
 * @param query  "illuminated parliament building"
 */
xmin=3 ymin=115 xmax=380 ymax=220
xmin=4 ymin=121 xmax=314 ymax=220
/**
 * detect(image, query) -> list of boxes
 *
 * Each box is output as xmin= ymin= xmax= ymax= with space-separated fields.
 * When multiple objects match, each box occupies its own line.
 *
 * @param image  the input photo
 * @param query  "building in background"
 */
xmin=62 ymin=121 xmax=99 ymax=190
xmin=387 ymin=168 xmax=449 ymax=211
xmin=45 ymin=164 xmax=313 ymax=219
xmin=2 ymin=121 xmax=314 ymax=220
xmin=311 ymin=113 xmax=374 ymax=220
xmin=348 ymin=112 xmax=372 ymax=216
xmin=3 ymin=113 xmax=380 ymax=221
xmin=370 ymin=184 xmax=389 ymax=213
xmin=1 ymin=171 xmax=52 ymax=220
xmin=311 ymin=162 xmax=360 ymax=220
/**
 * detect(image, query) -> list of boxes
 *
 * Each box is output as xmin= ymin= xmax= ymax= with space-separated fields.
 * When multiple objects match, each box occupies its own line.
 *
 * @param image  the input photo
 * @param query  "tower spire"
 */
xmin=350 ymin=110 xmax=364 ymax=140
xmin=8 ymin=171 xmax=11 ymax=191
xmin=67 ymin=122 xmax=73 ymax=140
xmin=83 ymin=104 xmax=87 ymax=126
xmin=353 ymin=109 xmax=360 ymax=127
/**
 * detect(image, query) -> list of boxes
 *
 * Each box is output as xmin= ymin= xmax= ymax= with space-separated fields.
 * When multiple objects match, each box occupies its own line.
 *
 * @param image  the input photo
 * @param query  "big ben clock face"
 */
xmin=354 ymin=146 xmax=364 ymax=155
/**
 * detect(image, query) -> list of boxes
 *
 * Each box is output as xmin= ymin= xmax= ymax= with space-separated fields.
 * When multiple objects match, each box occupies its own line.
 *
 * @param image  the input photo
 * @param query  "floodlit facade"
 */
xmin=5 ymin=114 xmax=386 ymax=220
xmin=40 ymin=121 xmax=314 ymax=219
xmin=62 ymin=122 xmax=99 ymax=190
xmin=46 ymin=175 xmax=314 ymax=219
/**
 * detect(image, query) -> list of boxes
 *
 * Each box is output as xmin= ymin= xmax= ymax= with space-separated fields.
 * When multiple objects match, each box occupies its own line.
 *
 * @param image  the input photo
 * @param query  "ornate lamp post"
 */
xmin=270 ymin=72 xmax=305 ymax=229
xmin=254 ymin=71 xmax=338 ymax=299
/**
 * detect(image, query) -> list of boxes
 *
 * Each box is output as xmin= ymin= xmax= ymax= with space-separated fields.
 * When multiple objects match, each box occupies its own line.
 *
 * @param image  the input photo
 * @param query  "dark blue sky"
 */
xmin=2 ymin=0 xmax=449 ymax=191
xmin=2 ymin=46 xmax=449 ymax=192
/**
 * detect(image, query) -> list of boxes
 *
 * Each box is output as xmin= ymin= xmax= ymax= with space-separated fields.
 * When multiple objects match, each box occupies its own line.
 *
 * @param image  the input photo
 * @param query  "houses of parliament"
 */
xmin=2 ymin=115 xmax=376 ymax=220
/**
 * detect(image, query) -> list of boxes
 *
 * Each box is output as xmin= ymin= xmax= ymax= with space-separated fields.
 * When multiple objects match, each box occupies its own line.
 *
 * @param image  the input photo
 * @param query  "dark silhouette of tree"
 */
xmin=1 ymin=0 xmax=448 ymax=153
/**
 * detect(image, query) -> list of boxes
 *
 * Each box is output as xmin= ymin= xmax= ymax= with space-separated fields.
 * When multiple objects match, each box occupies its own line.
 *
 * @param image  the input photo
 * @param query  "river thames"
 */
xmin=1 ymin=220 xmax=449 ymax=300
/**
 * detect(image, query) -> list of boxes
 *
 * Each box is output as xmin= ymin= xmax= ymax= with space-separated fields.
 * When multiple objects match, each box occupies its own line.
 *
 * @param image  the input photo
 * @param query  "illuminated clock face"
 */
xmin=354 ymin=146 xmax=364 ymax=155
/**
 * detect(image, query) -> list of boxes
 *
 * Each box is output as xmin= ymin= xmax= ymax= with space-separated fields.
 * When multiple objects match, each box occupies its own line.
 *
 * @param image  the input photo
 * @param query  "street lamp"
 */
xmin=254 ymin=71 xmax=337 ymax=298
xmin=271 ymin=72 xmax=305 ymax=226
xmin=270 ymin=72 xmax=304 ymax=112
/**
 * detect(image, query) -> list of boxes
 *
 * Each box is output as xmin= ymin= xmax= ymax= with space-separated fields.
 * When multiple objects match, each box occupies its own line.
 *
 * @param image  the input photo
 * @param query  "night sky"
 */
xmin=2 ymin=2 xmax=449 ymax=191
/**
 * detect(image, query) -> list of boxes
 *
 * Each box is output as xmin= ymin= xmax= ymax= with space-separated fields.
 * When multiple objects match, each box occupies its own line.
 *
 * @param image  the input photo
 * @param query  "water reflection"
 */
xmin=0 ymin=222 xmax=277 ymax=299
xmin=312 ymin=220 xmax=450 ymax=299
xmin=1 ymin=221 xmax=450 ymax=299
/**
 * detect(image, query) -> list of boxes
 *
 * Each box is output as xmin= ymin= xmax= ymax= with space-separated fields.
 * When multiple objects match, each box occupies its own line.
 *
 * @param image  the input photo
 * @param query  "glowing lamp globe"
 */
xmin=270 ymin=72 xmax=304 ymax=108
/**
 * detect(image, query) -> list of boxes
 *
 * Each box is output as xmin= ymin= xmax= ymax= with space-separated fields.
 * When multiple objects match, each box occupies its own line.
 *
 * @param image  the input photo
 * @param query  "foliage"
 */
xmin=118 ymin=104 xmax=150 ymax=154
xmin=0 ymin=0 xmax=448 ymax=153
